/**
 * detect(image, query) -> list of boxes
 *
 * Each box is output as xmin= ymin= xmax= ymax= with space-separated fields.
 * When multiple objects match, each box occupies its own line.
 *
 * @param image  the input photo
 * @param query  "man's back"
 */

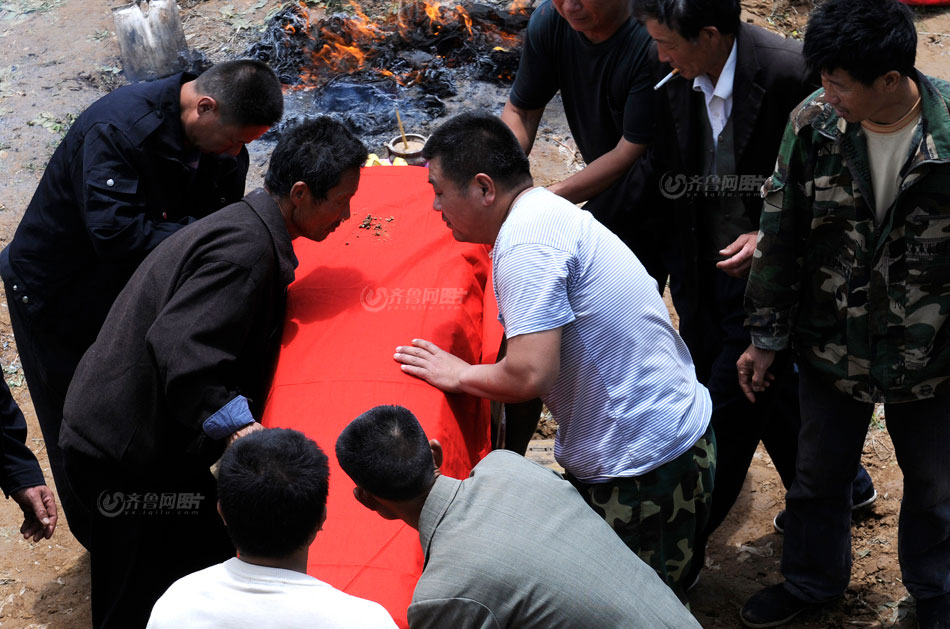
xmin=61 ymin=190 xmax=293 ymax=467
xmin=147 ymin=558 xmax=397 ymax=629
xmin=410 ymin=450 xmax=701 ymax=628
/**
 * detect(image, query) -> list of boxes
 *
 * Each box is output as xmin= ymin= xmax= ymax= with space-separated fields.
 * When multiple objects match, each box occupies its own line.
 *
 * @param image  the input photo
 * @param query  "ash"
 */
xmin=244 ymin=0 xmax=532 ymax=151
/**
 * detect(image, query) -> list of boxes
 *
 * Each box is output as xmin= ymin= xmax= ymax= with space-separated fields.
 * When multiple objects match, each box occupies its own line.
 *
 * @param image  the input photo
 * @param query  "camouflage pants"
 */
xmin=567 ymin=427 xmax=716 ymax=595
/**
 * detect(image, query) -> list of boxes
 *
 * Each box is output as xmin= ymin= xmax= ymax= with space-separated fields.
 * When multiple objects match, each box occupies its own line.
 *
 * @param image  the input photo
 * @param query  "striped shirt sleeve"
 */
xmin=494 ymin=243 xmax=576 ymax=338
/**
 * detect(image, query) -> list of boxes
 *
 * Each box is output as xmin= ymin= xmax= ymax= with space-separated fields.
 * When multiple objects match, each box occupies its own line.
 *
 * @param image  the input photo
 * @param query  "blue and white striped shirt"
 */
xmin=493 ymin=187 xmax=711 ymax=482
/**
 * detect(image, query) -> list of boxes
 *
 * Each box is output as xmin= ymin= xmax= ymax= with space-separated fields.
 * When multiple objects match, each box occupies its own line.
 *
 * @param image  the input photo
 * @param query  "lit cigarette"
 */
xmin=653 ymin=68 xmax=680 ymax=91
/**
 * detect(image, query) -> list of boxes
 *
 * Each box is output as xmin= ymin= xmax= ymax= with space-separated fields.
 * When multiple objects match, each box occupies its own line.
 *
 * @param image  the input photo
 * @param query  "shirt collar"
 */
xmin=242 ymin=188 xmax=299 ymax=285
xmin=692 ymin=38 xmax=738 ymax=103
xmin=418 ymin=475 xmax=461 ymax=558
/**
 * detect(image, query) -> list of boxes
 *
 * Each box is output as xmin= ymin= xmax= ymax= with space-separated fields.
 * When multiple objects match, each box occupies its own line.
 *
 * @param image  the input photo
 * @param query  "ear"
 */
xmin=216 ymin=500 xmax=226 ymax=525
xmin=318 ymin=505 xmax=328 ymax=530
xmin=429 ymin=439 xmax=443 ymax=470
xmin=304 ymin=506 xmax=326 ymax=546
xmin=353 ymin=486 xmax=381 ymax=512
xmin=315 ymin=505 xmax=328 ymax=535
xmin=698 ymin=25 xmax=720 ymax=43
xmin=878 ymin=70 xmax=903 ymax=93
xmin=353 ymin=486 xmax=400 ymax=521
xmin=353 ymin=486 xmax=371 ymax=509
xmin=196 ymin=96 xmax=218 ymax=116
xmin=290 ymin=181 xmax=310 ymax=203
xmin=472 ymin=173 xmax=496 ymax=206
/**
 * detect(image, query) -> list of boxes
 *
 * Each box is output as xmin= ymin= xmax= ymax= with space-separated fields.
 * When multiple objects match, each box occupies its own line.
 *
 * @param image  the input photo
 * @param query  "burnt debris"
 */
xmin=245 ymin=1 xmax=531 ymax=89
xmin=244 ymin=1 xmax=532 ymax=144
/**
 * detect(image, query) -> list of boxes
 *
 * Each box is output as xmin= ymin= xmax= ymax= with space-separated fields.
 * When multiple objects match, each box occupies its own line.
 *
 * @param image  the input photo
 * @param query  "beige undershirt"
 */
xmin=861 ymin=98 xmax=922 ymax=224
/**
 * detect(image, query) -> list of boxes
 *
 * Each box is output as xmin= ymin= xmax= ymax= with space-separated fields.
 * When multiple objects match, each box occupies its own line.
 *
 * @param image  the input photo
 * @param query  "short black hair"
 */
xmin=422 ymin=112 xmax=532 ymax=192
xmin=264 ymin=116 xmax=368 ymax=199
xmin=217 ymin=429 xmax=329 ymax=558
xmin=633 ymin=0 xmax=741 ymax=40
xmin=194 ymin=59 xmax=284 ymax=126
xmin=803 ymin=0 xmax=916 ymax=85
xmin=335 ymin=405 xmax=434 ymax=501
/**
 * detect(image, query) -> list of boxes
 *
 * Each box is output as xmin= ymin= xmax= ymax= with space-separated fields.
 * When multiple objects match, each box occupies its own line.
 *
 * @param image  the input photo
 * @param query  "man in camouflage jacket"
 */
xmin=744 ymin=72 xmax=950 ymax=403
xmin=736 ymin=1 xmax=950 ymax=627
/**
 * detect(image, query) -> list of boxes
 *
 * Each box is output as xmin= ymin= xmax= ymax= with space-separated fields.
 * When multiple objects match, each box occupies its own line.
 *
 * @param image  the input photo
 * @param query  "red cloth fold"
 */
xmin=262 ymin=166 xmax=501 ymax=627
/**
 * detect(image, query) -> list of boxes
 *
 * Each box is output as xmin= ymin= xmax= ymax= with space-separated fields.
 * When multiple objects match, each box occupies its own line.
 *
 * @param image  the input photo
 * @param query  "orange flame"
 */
xmin=507 ymin=0 xmax=531 ymax=15
xmin=423 ymin=0 xmax=441 ymax=25
xmin=347 ymin=0 xmax=371 ymax=22
xmin=455 ymin=4 xmax=473 ymax=37
xmin=282 ymin=0 xmax=525 ymax=89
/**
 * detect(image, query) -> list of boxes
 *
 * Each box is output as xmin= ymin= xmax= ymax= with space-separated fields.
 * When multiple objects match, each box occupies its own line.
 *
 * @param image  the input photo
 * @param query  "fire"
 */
xmin=347 ymin=0 xmax=371 ymax=23
xmin=507 ymin=0 xmax=532 ymax=15
xmin=423 ymin=0 xmax=441 ymax=26
xmin=456 ymin=4 xmax=473 ymax=37
xmin=313 ymin=31 xmax=367 ymax=73
xmin=264 ymin=0 xmax=529 ymax=90
xmin=488 ymin=30 xmax=521 ymax=49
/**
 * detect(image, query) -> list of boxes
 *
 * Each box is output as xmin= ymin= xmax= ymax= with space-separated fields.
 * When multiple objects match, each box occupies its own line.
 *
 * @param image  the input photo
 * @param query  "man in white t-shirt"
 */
xmin=393 ymin=112 xmax=714 ymax=597
xmin=147 ymin=429 xmax=396 ymax=629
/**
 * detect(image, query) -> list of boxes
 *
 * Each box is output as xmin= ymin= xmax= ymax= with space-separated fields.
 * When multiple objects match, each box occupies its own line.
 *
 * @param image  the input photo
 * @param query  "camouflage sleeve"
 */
xmin=744 ymin=120 xmax=813 ymax=351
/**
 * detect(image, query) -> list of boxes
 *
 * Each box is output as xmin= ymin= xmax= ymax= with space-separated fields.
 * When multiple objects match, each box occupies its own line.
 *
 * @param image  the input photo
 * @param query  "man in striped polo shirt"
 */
xmin=394 ymin=112 xmax=714 ymax=598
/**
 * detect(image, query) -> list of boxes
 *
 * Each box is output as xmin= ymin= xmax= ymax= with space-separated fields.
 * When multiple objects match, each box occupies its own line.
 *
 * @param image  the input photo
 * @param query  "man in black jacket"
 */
xmin=633 ymin=0 xmax=876 ymax=588
xmin=0 ymin=59 xmax=283 ymax=548
xmin=60 ymin=117 xmax=367 ymax=628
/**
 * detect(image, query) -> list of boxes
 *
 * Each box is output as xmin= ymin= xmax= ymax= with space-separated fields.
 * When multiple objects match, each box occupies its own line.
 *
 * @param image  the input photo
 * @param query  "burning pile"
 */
xmin=245 ymin=0 xmax=533 ymax=94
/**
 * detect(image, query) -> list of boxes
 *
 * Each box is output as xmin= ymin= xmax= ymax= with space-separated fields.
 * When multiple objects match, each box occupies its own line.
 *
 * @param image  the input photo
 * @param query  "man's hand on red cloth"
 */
xmin=395 ymin=339 xmax=469 ymax=393
xmin=396 ymin=329 xmax=562 ymax=404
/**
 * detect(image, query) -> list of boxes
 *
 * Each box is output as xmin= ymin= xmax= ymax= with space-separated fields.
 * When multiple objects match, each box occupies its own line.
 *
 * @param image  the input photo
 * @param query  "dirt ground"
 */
xmin=0 ymin=0 xmax=948 ymax=627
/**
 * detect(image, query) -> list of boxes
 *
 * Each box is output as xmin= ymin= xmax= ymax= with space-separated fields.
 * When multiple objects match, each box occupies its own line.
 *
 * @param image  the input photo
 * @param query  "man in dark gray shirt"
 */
xmin=337 ymin=405 xmax=702 ymax=629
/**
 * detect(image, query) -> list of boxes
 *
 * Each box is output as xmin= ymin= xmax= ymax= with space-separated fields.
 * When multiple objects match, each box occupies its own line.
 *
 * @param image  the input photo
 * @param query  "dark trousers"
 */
xmin=627 ymin=228 xmax=670 ymax=294
xmin=64 ymin=450 xmax=233 ymax=628
xmin=677 ymin=267 xmax=872 ymax=569
xmin=4 ymin=278 xmax=91 ymax=548
xmin=783 ymin=364 xmax=950 ymax=603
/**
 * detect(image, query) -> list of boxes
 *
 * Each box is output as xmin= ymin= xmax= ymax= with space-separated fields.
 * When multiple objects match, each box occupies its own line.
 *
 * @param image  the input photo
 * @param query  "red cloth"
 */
xmin=261 ymin=166 xmax=501 ymax=627
xmin=900 ymin=0 xmax=950 ymax=5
